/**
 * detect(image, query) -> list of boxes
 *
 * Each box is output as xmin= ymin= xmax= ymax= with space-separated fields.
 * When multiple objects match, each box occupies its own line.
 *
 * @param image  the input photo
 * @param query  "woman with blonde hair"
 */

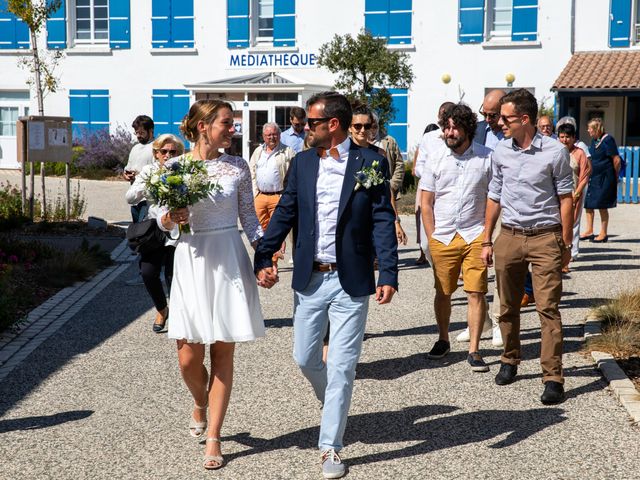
xmin=581 ymin=118 xmax=622 ymax=243
xmin=158 ymin=100 xmax=265 ymax=470
xmin=126 ymin=133 xmax=184 ymax=332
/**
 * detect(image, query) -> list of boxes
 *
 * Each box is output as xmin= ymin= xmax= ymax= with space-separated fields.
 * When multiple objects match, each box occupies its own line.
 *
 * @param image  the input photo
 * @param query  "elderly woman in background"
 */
xmin=581 ymin=118 xmax=622 ymax=243
xmin=126 ymin=133 xmax=184 ymax=332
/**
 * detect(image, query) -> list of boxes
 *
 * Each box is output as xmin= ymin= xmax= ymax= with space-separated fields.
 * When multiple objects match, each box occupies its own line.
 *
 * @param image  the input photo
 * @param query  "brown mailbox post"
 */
xmin=17 ymin=116 xmax=73 ymax=220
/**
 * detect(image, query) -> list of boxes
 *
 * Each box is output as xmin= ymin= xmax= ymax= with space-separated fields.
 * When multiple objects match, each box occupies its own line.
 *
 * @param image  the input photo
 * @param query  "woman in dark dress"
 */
xmin=581 ymin=118 xmax=622 ymax=243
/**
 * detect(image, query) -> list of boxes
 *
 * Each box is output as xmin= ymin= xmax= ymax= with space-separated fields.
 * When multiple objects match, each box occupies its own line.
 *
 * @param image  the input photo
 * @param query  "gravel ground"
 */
xmin=0 ymin=195 xmax=639 ymax=478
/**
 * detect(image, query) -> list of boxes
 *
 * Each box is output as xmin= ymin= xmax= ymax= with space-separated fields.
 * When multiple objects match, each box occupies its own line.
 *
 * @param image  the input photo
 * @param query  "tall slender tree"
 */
xmin=6 ymin=0 xmax=64 ymax=115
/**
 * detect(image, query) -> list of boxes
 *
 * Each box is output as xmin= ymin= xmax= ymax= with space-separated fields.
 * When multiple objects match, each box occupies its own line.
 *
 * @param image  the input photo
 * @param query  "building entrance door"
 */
xmin=249 ymin=110 xmax=269 ymax=158
xmin=0 ymin=92 xmax=30 ymax=169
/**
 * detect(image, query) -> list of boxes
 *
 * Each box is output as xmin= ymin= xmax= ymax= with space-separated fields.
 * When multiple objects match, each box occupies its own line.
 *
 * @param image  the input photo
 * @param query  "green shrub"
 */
xmin=0 ymin=182 xmax=29 ymax=230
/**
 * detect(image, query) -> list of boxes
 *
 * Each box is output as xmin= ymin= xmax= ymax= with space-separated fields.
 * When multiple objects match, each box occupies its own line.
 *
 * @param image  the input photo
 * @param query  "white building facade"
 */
xmin=0 ymin=0 xmax=639 ymax=169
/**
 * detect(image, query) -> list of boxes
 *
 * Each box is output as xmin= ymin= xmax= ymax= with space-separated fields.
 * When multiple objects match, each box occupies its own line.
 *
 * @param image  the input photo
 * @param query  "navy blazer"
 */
xmin=475 ymin=120 xmax=488 ymax=146
xmin=254 ymin=141 xmax=398 ymax=297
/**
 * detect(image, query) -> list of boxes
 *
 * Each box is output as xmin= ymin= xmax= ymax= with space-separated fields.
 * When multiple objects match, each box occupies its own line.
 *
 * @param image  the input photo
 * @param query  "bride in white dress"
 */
xmin=158 ymin=99 xmax=264 ymax=470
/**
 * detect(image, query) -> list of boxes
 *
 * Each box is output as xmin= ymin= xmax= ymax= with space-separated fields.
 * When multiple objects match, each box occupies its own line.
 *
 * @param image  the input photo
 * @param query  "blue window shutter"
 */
xmin=365 ymin=0 xmax=390 ymax=40
xmin=458 ymin=0 xmax=484 ymax=44
xmin=0 ymin=0 xmax=29 ymax=49
xmin=274 ymin=0 xmax=295 ymax=47
xmin=15 ymin=18 xmax=29 ymax=49
xmin=89 ymin=90 xmax=110 ymax=132
xmin=172 ymin=0 xmax=194 ymax=48
xmin=609 ymin=0 xmax=632 ymax=47
xmin=47 ymin=0 xmax=66 ymax=49
xmin=512 ymin=0 xmax=538 ymax=42
xmin=153 ymin=89 xmax=172 ymax=136
xmin=227 ymin=0 xmax=249 ymax=49
xmin=388 ymin=88 xmax=408 ymax=154
xmin=170 ymin=90 xmax=189 ymax=138
xmin=109 ymin=0 xmax=130 ymax=49
xmin=152 ymin=0 xmax=171 ymax=48
xmin=389 ymin=0 xmax=411 ymax=45
xmin=69 ymin=89 xmax=91 ymax=137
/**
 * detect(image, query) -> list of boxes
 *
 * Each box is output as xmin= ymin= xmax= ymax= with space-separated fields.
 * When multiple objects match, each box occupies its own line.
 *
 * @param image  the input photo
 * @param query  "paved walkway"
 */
xmin=1 ymin=204 xmax=639 ymax=479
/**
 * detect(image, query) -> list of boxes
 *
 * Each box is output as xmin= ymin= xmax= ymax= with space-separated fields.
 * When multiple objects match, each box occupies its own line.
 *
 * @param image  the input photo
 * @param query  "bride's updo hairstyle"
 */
xmin=180 ymin=99 xmax=234 ymax=143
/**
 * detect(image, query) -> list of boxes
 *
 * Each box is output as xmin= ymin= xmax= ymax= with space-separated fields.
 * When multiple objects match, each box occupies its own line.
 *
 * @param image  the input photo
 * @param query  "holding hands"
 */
xmin=256 ymin=265 xmax=279 ymax=289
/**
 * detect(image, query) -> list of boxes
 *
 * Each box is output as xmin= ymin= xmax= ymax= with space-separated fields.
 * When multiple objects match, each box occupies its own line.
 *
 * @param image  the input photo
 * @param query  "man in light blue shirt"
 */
xmin=280 ymin=106 xmax=306 ymax=153
xmin=475 ymin=89 xmax=506 ymax=151
xmin=481 ymin=89 xmax=573 ymax=405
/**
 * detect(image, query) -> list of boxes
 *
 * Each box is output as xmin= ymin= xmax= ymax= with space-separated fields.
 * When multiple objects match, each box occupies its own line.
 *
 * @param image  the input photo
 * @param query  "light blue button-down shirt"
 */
xmin=488 ymin=132 xmax=573 ymax=228
xmin=281 ymin=126 xmax=305 ymax=154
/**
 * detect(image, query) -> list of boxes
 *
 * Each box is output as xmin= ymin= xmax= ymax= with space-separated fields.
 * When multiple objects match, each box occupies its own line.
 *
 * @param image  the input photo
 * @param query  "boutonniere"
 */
xmin=354 ymin=160 xmax=385 ymax=191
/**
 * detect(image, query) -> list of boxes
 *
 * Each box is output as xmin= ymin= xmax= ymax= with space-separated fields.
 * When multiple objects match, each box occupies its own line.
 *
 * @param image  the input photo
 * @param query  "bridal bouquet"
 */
xmin=144 ymin=153 xmax=222 ymax=233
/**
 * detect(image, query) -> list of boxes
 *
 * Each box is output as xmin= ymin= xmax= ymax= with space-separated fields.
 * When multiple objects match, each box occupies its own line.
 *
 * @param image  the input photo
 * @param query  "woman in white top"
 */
xmin=126 ymin=134 xmax=184 ymax=332
xmin=158 ymin=100 xmax=264 ymax=470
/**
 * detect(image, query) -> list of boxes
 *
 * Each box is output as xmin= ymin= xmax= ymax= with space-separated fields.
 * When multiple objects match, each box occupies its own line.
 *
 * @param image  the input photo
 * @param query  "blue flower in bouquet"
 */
xmin=144 ymin=153 xmax=223 ymax=234
xmin=354 ymin=160 xmax=385 ymax=191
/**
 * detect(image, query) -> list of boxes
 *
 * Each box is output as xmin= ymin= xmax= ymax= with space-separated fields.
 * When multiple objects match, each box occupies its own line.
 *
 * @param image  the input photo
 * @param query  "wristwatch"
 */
xmin=395 ymin=217 xmax=401 ymax=224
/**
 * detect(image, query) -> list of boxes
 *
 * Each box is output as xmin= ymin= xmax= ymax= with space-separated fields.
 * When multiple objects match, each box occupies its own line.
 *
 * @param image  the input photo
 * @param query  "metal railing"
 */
xmin=618 ymin=146 xmax=640 ymax=204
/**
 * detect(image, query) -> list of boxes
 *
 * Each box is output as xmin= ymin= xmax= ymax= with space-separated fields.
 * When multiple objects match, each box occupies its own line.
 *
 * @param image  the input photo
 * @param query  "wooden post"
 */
xmin=29 ymin=159 xmax=35 ymax=220
xmin=41 ymin=162 xmax=46 ymax=220
xmin=66 ymin=163 xmax=71 ymax=219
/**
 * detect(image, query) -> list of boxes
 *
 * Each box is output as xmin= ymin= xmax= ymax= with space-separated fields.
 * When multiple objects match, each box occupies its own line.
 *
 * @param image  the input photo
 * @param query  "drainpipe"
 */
xmin=570 ymin=0 xmax=576 ymax=54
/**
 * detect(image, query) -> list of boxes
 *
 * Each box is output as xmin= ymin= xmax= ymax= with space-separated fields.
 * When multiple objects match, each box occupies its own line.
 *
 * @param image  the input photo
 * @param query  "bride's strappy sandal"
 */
xmin=203 ymin=437 xmax=224 ymax=470
xmin=189 ymin=404 xmax=208 ymax=438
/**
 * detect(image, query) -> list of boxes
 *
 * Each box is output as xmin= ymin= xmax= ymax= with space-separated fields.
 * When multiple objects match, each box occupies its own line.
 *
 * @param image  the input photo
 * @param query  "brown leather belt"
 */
xmin=259 ymin=190 xmax=283 ymax=196
xmin=502 ymin=224 xmax=562 ymax=236
xmin=313 ymin=262 xmax=338 ymax=272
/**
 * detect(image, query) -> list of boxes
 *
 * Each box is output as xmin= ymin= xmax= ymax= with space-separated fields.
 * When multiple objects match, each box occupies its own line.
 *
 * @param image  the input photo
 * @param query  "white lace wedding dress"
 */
xmin=159 ymin=154 xmax=265 ymax=344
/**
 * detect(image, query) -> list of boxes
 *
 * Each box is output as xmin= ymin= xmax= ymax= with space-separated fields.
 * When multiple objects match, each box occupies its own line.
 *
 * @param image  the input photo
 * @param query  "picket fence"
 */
xmin=618 ymin=146 xmax=640 ymax=204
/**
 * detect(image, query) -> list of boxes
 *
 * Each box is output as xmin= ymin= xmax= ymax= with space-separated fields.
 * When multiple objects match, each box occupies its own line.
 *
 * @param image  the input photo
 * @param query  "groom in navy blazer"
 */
xmin=255 ymin=92 xmax=398 ymax=479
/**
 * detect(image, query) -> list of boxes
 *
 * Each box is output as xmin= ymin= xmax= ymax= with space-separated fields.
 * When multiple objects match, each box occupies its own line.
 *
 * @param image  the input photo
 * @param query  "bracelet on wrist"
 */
xmin=481 ymin=242 xmax=493 ymax=247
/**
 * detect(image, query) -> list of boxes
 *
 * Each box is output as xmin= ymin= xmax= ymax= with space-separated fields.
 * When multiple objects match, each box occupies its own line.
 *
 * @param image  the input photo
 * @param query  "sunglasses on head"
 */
xmin=351 ymin=123 xmax=372 ymax=131
xmin=159 ymin=148 xmax=177 ymax=155
xmin=307 ymin=117 xmax=332 ymax=129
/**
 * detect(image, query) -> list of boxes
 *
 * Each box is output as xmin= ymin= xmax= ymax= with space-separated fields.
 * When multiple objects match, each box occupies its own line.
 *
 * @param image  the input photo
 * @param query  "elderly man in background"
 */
xmin=249 ymin=122 xmax=295 ymax=264
xmin=281 ymin=106 xmax=307 ymax=154
xmin=537 ymin=115 xmax=557 ymax=139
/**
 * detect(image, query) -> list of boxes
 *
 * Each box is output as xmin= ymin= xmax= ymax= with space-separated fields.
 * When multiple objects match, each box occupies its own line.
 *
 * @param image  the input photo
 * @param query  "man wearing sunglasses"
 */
xmin=281 ymin=106 xmax=307 ymax=154
xmin=481 ymin=88 xmax=573 ymax=405
xmin=254 ymin=91 xmax=398 ymax=479
xmin=475 ymin=89 xmax=506 ymax=151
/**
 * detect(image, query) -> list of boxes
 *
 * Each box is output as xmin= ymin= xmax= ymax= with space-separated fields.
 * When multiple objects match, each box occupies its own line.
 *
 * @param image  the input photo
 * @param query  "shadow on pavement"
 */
xmin=226 ymin=404 xmax=566 ymax=465
xmin=0 ymin=410 xmax=93 ymax=434
xmin=0 ymin=264 xmax=153 ymax=418
xmin=264 ymin=317 xmax=293 ymax=329
xmin=356 ymin=350 xmax=468 ymax=380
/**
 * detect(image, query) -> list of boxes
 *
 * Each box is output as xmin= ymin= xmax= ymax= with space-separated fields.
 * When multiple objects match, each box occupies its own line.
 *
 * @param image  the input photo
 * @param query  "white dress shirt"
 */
xmin=255 ymin=146 xmax=282 ymax=193
xmin=415 ymin=129 xmax=444 ymax=178
xmin=419 ymin=141 xmax=493 ymax=246
xmin=314 ymin=137 xmax=351 ymax=263
xmin=484 ymin=127 xmax=504 ymax=151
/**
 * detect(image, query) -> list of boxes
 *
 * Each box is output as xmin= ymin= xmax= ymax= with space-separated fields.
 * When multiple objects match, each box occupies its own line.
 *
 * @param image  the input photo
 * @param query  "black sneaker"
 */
xmin=495 ymin=362 xmax=518 ymax=385
xmin=428 ymin=340 xmax=450 ymax=359
xmin=467 ymin=352 xmax=489 ymax=372
xmin=541 ymin=381 xmax=566 ymax=405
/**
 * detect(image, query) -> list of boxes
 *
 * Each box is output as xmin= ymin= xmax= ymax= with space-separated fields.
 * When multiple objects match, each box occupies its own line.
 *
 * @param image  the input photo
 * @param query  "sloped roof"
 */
xmin=200 ymin=72 xmax=294 ymax=85
xmin=552 ymin=51 xmax=640 ymax=91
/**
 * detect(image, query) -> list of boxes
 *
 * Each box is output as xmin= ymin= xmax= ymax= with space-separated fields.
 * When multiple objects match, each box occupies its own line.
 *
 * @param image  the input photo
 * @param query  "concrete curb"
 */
xmin=584 ymin=314 xmax=640 ymax=425
xmin=0 ymin=238 xmax=134 ymax=382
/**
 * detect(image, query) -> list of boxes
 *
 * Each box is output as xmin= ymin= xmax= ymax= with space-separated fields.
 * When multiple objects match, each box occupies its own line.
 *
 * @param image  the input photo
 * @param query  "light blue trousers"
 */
xmin=293 ymin=271 xmax=369 ymax=452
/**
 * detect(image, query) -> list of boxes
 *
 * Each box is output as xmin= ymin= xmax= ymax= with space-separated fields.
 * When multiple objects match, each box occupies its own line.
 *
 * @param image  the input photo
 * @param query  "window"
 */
xmin=458 ymin=0 xmax=538 ymax=44
xmin=636 ymin=1 xmax=640 ymax=43
xmin=489 ymin=0 xmax=512 ymax=38
xmin=75 ymin=0 xmax=108 ymax=43
xmin=256 ymin=0 xmax=274 ymax=42
xmin=46 ymin=0 xmax=130 ymax=50
xmin=152 ymin=0 xmax=194 ymax=49
xmin=152 ymin=89 xmax=190 ymax=140
xmin=69 ymin=89 xmax=109 ymax=137
xmin=0 ymin=107 xmax=18 ymax=136
xmin=0 ymin=2 xmax=30 ymax=50
xmin=227 ymin=0 xmax=295 ymax=48
xmin=364 ymin=0 xmax=412 ymax=45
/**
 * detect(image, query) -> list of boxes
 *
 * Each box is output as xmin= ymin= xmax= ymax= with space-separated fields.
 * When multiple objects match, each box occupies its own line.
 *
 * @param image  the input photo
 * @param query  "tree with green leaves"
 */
xmin=6 ymin=0 xmax=64 ymax=115
xmin=317 ymin=29 xmax=414 ymax=130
